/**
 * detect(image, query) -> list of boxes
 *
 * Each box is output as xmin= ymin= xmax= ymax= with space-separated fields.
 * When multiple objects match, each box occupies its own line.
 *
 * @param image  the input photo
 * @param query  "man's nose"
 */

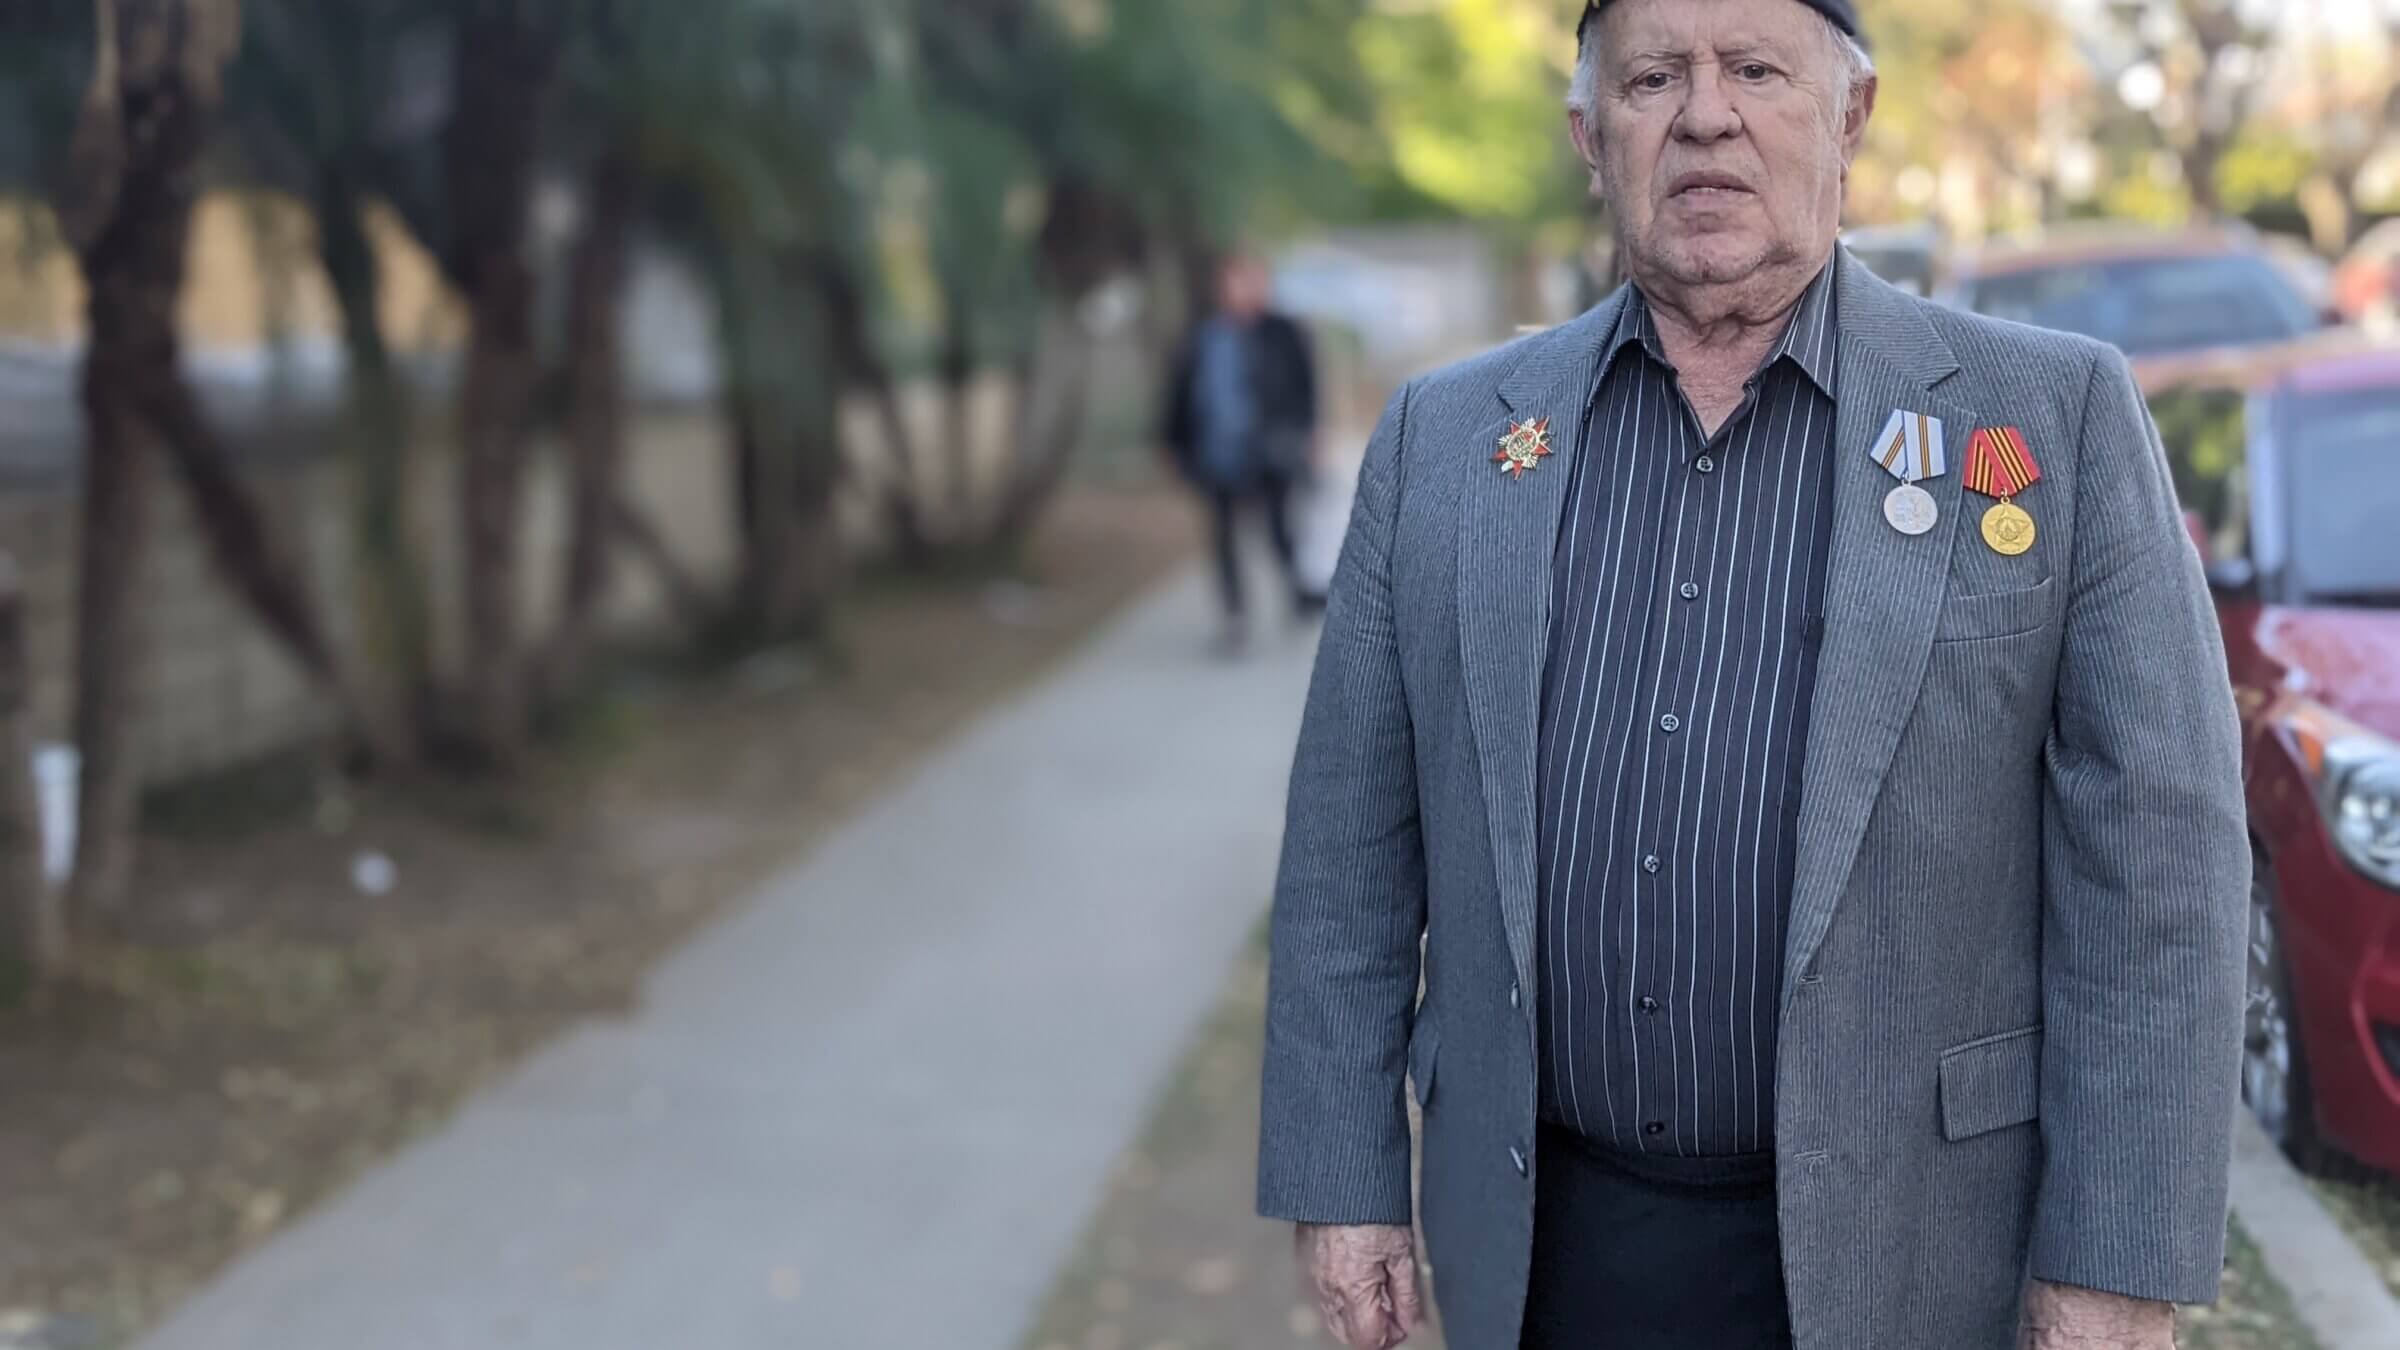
xmin=1672 ymin=70 xmax=1743 ymax=141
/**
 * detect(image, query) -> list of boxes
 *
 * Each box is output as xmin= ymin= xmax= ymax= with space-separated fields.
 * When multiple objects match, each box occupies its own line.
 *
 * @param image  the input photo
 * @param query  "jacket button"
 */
xmin=1644 ymin=1121 xmax=1667 ymax=1137
xmin=1509 ymin=1146 xmax=1529 ymax=1177
xmin=1509 ymin=982 xmax=1521 ymax=1010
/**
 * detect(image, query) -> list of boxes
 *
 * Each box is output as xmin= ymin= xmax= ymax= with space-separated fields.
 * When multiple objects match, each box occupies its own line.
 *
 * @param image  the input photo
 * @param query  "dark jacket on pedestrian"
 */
xmin=1163 ymin=312 xmax=1318 ymax=488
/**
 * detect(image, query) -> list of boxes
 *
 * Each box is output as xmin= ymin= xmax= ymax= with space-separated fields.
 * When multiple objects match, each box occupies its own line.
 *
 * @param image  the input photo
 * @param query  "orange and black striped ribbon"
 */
xmin=1964 ymin=426 xmax=2042 ymax=500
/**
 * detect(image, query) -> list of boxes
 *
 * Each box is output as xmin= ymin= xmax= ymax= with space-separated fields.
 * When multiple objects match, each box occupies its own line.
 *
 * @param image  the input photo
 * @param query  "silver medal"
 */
xmin=1883 ymin=483 xmax=1938 ymax=536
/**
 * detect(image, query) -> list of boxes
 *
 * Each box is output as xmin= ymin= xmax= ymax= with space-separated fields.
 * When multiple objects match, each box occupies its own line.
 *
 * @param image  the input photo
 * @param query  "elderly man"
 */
xmin=1255 ymin=0 xmax=2248 ymax=1347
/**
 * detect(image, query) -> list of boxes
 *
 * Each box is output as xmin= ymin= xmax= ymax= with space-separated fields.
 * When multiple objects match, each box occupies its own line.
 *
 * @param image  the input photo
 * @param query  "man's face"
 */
xmin=1216 ymin=259 xmax=1269 ymax=318
xmin=1574 ymin=0 xmax=1872 ymax=291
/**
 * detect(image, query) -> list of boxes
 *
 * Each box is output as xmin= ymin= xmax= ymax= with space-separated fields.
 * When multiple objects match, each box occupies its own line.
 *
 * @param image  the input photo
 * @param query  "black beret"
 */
xmin=1579 ymin=0 xmax=1864 ymax=48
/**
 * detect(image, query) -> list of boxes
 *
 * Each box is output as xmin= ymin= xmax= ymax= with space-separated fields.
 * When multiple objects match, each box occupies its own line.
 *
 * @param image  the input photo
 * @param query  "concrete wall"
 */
xmin=0 ymin=409 xmax=744 ymax=786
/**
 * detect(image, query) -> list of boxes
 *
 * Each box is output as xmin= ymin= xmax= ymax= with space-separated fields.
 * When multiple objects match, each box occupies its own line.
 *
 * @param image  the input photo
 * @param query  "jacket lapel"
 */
xmin=1458 ymin=294 xmax=1625 ymax=1001
xmin=1781 ymin=254 xmax=1975 ymax=1008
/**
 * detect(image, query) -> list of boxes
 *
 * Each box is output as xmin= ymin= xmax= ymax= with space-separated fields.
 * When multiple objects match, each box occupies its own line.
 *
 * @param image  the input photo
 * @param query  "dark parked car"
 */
xmin=2149 ymin=345 xmax=2400 ymax=1174
xmin=1943 ymin=226 xmax=2325 ymax=360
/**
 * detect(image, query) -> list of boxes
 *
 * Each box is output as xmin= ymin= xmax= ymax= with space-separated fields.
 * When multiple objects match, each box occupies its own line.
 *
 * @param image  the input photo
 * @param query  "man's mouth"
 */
xmin=1669 ymin=172 xmax=1755 ymax=199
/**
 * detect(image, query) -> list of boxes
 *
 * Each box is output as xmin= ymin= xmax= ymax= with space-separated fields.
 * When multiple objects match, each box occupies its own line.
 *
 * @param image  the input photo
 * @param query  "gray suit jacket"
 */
xmin=1256 ymin=252 xmax=2249 ymax=1349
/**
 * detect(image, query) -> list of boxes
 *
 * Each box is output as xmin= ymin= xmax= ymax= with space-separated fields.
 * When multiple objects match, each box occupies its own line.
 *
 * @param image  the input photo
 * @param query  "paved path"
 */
xmin=2227 ymin=1113 xmax=2400 ymax=1349
xmin=134 ymin=491 xmax=1350 ymax=1349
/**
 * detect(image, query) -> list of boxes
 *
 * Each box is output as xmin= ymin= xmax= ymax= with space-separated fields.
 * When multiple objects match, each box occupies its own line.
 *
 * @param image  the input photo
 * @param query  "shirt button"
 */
xmin=1679 ymin=582 xmax=1701 ymax=601
xmin=1695 ymin=455 xmax=1716 ymax=475
xmin=1659 ymin=713 xmax=1681 ymax=734
xmin=1509 ymin=982 xmax=1521 ymax=1010
xmin=1642 ymin=855 xmax=1661 ymax=874
xmin=1644 ymin=1121 xmax=1667 ymax=1137
xmin=1638 ymin=996 xmax=1661 ymax=1013
xmin=1509 ymin=1146 xmax=1529 ymax=1176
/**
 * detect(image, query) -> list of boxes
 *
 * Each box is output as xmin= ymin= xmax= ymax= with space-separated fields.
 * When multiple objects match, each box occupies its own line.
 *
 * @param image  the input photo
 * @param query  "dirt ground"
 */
xmin=1022 ymin=931 xmax=2324 ymax=1350
xmin=0 ymin=485 xmax=1200 ymax=1346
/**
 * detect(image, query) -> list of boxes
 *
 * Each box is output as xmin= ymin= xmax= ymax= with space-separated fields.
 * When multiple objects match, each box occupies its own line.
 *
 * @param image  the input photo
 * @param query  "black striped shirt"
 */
xmin=1535 ymin=263 xmax=1840 ymax=1157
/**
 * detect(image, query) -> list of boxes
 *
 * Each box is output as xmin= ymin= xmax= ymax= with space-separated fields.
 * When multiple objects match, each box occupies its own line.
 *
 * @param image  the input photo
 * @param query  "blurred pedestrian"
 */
xmin=1163 ymin=254 xmax=1326 ymax=653
xmin=1257 ymin=1 xmax=2246 ymax=1348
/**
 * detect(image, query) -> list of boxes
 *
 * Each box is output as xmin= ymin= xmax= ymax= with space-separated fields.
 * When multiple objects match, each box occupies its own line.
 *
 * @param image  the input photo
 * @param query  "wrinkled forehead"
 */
xmin=1586 ymin=0 xmax=1825 ymax=66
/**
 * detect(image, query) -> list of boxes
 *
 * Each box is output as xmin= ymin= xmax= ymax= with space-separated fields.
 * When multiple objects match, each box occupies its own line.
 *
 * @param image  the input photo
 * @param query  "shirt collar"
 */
xmin=1601 ymin=257 xmax=1841 ymax=399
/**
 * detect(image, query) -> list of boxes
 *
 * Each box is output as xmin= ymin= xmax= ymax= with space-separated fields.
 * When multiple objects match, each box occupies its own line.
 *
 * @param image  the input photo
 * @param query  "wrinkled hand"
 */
xmin=1295 ymin=1223 xmax=1423 ymax=1349
xmin=2022 ymin=1281 xmax=2177 ymax=1349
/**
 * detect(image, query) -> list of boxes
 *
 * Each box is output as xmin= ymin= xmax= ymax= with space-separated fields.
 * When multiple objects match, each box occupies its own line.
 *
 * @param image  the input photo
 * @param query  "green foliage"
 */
xmin=2099 ymin=161 xmax=2194 ymax=227
xmin=0 ymin=1 xmax=96 ymax=198
xmin=2216 ymin=132 xmax=2315 ymax=218
xmin=1350 ymin=0 xmax=1583 ymax=226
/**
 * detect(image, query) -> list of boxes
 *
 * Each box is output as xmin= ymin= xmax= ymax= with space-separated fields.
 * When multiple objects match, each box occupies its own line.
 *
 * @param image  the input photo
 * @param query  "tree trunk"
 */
xmin=547 ymin=154 xmax=636 ymax=648
xmin=0 ymin=556 xmax=61 ymax=979
xmin=731 ymin=394 xmax=801 ymax=634
xmin=139 ymin=377 xmax=401 ymax=750
xmin=938 ymin=280 xmax=975 ymax=532
xmin=442 ymin=11 xmax=552 ymax=768
xmin=985 ymin=305 xmax=1096 ymax=552
xmin=725 ymin=252 xmax=843 ymax=639
xmin=2185 ymin=144 xmax=2226 ymax=219
xmin=60 ymin=0 xmax=242 ymax=917
xmin=813 ymin=256 xmax=927 ymax=563
xmin=535 ymin=148 xmax=638 ymax=707
xmin=70 ymin=356 xmax=154 ymax=921
xmin=608 ymin=496 xmax=715 ymax=632
xmin=315 ymin=172 xmax=433 ymax=723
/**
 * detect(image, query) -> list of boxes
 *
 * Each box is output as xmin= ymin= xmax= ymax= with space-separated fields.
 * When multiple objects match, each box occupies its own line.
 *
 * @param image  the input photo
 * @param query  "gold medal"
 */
xmin=1965 ymin=427 xmax=2043 ymax=558
xmin=1981 ymin=500 xmax=2036 ymax=556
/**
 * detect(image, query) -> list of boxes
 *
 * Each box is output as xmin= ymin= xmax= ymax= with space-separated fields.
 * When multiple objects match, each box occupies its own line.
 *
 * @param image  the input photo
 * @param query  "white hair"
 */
xmin=1567 ymin=9 xmax=1875 ymax=131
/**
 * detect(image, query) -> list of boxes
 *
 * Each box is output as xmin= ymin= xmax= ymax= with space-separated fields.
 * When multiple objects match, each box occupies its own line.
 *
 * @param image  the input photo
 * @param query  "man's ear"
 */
xmin=1841 ymin=75 xmax=1877 ymax=165
xmin=1568 ymin=108 xmax=1602 ymax=176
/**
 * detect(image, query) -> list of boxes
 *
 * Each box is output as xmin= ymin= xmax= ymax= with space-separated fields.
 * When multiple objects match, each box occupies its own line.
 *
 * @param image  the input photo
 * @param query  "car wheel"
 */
xmin=2245 ymin=867 xmax=2332 ymax=1171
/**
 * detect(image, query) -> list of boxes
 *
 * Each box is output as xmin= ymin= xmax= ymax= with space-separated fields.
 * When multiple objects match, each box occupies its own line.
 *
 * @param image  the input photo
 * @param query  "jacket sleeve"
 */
xmin=2029 ymin=346 xmax=2249 ymax=1304
xmin=1286 ymin=316 xmax=1320 ymax=432
xmin=1256 ymin=380 xmax=1427 ymax=1226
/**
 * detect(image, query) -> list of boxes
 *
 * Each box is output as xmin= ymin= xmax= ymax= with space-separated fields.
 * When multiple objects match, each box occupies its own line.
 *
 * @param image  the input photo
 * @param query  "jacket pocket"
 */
xmin=1408 ymin=1019 xmax=1439 ymax=1109
xmin=1938 ymin=1025 xmax=2043 ymax=1141
xmin=1933 ymin=577 xmax=2057 ymax=645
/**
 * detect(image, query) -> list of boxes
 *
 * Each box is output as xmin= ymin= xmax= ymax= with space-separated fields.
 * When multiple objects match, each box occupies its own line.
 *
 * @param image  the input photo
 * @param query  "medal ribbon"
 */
xmin=1870 ymin=409 xmax=1947 ymax=485
xmin=1964 ymin=426 xmax=2041 ymax=500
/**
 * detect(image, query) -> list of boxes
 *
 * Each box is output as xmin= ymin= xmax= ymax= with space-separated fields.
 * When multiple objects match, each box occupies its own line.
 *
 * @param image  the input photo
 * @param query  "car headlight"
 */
xmin=2286 ymin=699 xmax=2400 ymax=890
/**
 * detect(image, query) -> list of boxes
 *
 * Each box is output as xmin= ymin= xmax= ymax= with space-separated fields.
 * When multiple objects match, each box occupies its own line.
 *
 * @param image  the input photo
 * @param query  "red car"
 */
xmin=2150 ymin=346 xmax=2400 ymax=1174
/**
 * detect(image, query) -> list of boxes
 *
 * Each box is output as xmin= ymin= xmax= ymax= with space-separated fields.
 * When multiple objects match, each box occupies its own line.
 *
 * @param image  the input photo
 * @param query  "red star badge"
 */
xmin=1494 ymin=416 xmax=1554 ymax=480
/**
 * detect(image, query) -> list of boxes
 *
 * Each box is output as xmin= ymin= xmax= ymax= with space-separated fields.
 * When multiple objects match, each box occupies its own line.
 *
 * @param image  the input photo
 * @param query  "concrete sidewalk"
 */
xmin=2228 ymin=1114 xmax=2400 ymax=1349
xmin=133 ymin=561 xmax=1331 ymax=1350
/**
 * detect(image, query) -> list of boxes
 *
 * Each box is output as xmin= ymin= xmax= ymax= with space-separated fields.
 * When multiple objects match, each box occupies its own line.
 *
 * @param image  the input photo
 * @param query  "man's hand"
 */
xmin=1295 ymin=1223 xmax=1423 ymax=1349
xmin=2023 ymin=1281 xmax=2177 ymax=1349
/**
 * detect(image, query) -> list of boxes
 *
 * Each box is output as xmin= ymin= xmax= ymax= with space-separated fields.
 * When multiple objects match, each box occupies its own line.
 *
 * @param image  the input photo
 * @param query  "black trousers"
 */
xmin=1521 ymin=1123 xmax=1795 ymax=1350
xmin=1206 ymin=472 xmax=1308 ymax=619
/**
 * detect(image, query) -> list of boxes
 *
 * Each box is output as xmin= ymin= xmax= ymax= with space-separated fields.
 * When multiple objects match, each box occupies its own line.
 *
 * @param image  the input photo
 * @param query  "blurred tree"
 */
xmin=2286 ymin=13 xmax=2400 ymax=251
xmin=223 ymin=0 xmax=444 ymax=730
xmin=1858 ymin=0 xmax=2085 ymax=234
xmin=438 ymin=1 xmax=558 ymax=768
xmin=50 ymin=0 xmax=409 ymax=914
xmin=1350 ymin=0 xmax=1582 ymax=227
xmin=0 ymin=554 xmax=55 ymax=982
xmin=2103 ymin=0 xmax=2276 ymax=219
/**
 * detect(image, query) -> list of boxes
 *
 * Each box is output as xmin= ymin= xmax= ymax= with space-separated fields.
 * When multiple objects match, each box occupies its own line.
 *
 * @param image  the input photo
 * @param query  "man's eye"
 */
xmin=1737 ymin=63 xmax=1774 ymax=80
xmin=1637 ymin=72 xmax=1674 ymax=91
